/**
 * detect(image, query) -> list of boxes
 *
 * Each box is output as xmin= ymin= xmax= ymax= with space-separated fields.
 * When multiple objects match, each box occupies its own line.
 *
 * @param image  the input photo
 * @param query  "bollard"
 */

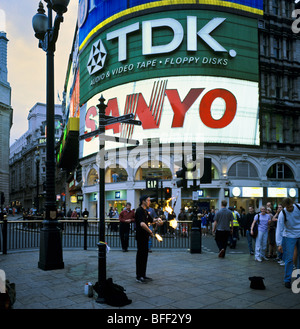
xmin=190 ymin=227 xmax=201 ymax=253
xmin=83 ymin=217 xmax=88 ymax=250
xmin=2 ymin=215 xmax=7 ymax=255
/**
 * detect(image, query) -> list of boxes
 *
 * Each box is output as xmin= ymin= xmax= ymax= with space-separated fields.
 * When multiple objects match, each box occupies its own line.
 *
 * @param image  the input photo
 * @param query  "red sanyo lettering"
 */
xmin=84 ymin=87 xmax=237 ymax=141
xmin=165 ymin=88 xmax=204 ymax=127
xmin=84 ymin=106 xmax=97 ymax=142
xmin=199 ymin=89 xmax=237 ymax=128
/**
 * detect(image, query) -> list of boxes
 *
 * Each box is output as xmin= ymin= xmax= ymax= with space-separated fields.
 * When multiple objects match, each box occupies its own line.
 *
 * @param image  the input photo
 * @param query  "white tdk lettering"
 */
xmin=142 ymin=18 xmax=184 ymax=55
xmin=106 ymin=16 xmax=227 ymax=61
xmin=106 ymin=22 xmax=140 ymax=61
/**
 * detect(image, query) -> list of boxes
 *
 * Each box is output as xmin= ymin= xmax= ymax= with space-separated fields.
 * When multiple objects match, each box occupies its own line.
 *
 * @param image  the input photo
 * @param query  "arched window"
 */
xmin=267 ymin=163 xmax=294 ymax=180
xmin=86 ymin=168 xmax=98 ymax=186
xmin=135 ymin=160 xmax=172 ymax=181
xmin=228 ymin=161 xmax=258 ymax=178
xmin=211 ymin=163 xmax=219 ymax=180
xmin=106 ymin=165 xmax=128 ymax=183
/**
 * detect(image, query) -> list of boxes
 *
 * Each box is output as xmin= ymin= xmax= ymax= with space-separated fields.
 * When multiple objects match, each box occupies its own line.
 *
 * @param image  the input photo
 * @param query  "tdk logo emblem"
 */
xmin=87 ymin=39 xmax=107 ymax=75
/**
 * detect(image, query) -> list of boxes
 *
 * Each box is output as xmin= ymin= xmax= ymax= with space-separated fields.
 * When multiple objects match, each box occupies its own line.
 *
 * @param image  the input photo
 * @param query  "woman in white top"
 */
xmin=251 ymin=206 xmax=271 ymax=262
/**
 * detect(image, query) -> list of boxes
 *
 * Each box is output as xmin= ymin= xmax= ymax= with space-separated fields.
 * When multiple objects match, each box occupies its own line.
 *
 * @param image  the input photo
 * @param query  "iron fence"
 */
xmin=0 ymin=217 xmax=194 ymax=253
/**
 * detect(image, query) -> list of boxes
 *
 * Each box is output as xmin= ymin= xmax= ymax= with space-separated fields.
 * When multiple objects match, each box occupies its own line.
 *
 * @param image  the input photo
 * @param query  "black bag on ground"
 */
xmin=93 ymin=278 xmax=132 ymax=307
xmin=0 ymin=280 xmax=16 ymax=309
xmin=249 ymin=276 xmax=265 ymax=290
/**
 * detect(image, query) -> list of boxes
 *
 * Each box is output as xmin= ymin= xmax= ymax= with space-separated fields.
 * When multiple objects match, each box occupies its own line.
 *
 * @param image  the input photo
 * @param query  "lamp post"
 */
xmin=35 ymin=150 xmax=40 ymax=214
xmin=96 ymin=96 xmax=107 ymax=303
xmin=32 ymin=0 xmax=69 ymax=270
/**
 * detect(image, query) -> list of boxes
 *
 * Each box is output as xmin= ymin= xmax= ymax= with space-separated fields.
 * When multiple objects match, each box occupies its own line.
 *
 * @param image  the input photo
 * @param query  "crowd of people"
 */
xmin=211 ymin=198 xmax=300 ymax=289
xmin=115 ymin=197 xmax=300 ymax=287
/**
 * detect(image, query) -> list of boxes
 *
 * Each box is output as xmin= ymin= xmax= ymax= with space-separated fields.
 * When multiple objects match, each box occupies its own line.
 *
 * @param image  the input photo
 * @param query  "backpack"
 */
xmin=249 ymin=276 xmax=266 ymax=290
xmin=281 ymin=204 xmax=300 ymax=223
xmin=93 ymin=278 xmax=132 ymax=307
xmin=251 ymin=214 xmax=259 ymax=238
xmin=0 ymin=280 xmax=16 ymax=309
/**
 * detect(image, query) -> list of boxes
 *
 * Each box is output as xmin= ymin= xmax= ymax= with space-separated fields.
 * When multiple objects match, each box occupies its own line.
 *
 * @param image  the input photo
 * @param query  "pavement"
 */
xmin=1 ymin=235 xmax=300 ymax=312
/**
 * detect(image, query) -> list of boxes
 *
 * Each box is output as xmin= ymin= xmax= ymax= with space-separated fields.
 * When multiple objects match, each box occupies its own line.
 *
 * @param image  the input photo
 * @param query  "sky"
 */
xmin=0 ymin=0 xmax=78 ymax=146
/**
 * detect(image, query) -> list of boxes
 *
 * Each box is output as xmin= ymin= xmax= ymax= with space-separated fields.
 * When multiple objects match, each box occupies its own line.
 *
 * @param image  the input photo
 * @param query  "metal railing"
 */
xmin=0 ymin=216 xmax=194 ymax=253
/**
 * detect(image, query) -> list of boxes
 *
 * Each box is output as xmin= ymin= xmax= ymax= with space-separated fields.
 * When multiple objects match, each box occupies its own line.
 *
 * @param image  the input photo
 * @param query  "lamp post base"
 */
xmin=95 ymin=296 xmax=106 ymax=304
xmin=95 ymin=242 xmax=106 ymax=303
xmin=38 ymin=221 xmax=64 ymax=270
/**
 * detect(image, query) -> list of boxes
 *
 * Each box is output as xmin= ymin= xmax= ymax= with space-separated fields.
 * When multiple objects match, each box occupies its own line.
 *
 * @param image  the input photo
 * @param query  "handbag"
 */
xmin=251 ymin=214 xmax=259 ymax=238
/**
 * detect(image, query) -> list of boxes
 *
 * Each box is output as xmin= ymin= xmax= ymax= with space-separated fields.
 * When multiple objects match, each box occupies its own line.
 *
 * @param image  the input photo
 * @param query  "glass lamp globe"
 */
xmin=32 ymin=2 xmax=48 ymax=40
xmin=51 ymin=0 xmax=70 ymax=13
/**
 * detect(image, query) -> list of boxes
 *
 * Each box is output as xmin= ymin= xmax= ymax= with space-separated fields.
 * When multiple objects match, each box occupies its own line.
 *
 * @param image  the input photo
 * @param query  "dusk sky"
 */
xmin=0 ymin=1 xmax=78 ymax=145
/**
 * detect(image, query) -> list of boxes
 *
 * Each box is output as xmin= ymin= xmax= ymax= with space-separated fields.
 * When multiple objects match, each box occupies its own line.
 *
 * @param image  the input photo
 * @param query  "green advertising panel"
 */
xmin=80 ymin=10 xmax=258 ymax=106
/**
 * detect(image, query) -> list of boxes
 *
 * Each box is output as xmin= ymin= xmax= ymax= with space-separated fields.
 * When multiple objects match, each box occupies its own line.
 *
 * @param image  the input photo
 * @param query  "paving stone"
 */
xmin=1 ymin=238 xmax=299 ymax=310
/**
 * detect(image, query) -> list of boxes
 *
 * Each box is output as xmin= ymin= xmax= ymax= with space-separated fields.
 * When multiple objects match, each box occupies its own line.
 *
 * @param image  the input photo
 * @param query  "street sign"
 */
xmin=104 ymin=113 xmax=134 ymax=125
xmin=79 ymin=129 xmax=99 ymax=140
xmin=104 ymin=135 xmax=140 ymax=145
xmin=121 ymin=119 xmax=142 ymax=126
xmin=79 ymin=113 xmax=141 ymax=141
xmin=79 ymin=131 xmax=139 ymax=145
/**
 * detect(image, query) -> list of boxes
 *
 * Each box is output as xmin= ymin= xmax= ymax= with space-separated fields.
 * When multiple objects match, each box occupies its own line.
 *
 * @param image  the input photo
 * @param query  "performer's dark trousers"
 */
xmin=136 ymin=236 xmax=149 ymax=278
xmin=120 ymin=223 xmax=130 ymax=251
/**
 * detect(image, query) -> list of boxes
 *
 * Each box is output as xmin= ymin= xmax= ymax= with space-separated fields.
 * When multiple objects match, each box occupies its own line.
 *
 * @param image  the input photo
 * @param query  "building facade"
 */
xmin=57 ymin=0 xmax=300 ymax=217
xmin=0 ymin=30 xmax=13 ymax=207
xmin=9 ymin=103 xmax=64 ymax=212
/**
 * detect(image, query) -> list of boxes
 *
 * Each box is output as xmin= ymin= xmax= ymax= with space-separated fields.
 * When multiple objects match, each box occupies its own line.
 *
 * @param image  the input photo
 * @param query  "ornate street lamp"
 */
xmin=32 ymin=0 xmax=69 ymax=270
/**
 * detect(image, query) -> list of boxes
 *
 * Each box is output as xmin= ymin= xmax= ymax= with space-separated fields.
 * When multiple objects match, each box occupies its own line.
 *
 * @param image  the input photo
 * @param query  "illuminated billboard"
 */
xmin=80 ymin=75 xmax=259 ymax=157
xmin=78 ymin=1 xmax=263 ymax=157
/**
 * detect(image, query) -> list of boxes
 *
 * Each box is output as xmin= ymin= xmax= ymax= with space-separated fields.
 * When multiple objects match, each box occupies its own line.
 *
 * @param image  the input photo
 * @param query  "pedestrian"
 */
xmin=212 ymin=200 xmax=234 ymax=258
xmin=239 ymin=209 xmax=246 ymax=237
xmin=207 ymin=208 xmax=215 ymax=235
xmin=251 ymin=206 xmax=271 ymax=262
xmin=276 ymin=197 xmax=300 ymax=289
xmin=267 ymin=207 xmax=276 ymax=258
xmin=119 ymin=202 xmax=135 ymax=252
xmin=273 ymin=204 xmax=285 ymax=265
xmin=244 ymin=205 xmax=256 ymax=255
xmin=82 ymin=208 xmax=89 ymax=218
xmin=178 ymin=208 xmax=188 ymax=237
xmin=71 ymin=209 xmax=78 ymax=218
xmin=67 ymin=208 xmax=72 ymax=218
xmin=229 ymin=207 xmax=239 ymax=249
xmin=135 ymin=195 xmax=161 ymax=283
xmin=267 ymin=202 xmax=275 ymax=215
xmin=110 ymin=207 xmax=119 ymax=232
xmin=200 ymin=212 xmax=208 ymax=236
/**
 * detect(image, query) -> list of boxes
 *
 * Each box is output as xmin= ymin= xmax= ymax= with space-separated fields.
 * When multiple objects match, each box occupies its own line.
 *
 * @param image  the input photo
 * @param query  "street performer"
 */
xmin=135 ymin=195 xmax=162 ymax=283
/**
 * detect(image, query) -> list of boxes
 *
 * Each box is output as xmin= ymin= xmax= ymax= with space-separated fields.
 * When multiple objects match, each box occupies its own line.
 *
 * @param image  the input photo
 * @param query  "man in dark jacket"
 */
xmin=244 ymin=205 xmax=256 ymax=255
xmin=135 ymin=195 xmax=163 ymax=283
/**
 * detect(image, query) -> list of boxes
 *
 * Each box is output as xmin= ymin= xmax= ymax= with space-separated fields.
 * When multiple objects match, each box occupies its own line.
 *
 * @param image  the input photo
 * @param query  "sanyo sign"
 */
xmin=88 ymin=16 xmax=235 ymax=74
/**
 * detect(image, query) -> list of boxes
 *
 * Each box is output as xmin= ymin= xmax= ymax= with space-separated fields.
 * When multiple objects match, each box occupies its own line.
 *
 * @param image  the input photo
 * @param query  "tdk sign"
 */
xmin=87 ymin=16 xmax=235 ymax=75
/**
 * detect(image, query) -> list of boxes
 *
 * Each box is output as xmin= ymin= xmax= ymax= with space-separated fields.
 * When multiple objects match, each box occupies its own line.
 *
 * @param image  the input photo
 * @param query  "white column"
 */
xmin=126 ymin=189 xmax=136 ymax=209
